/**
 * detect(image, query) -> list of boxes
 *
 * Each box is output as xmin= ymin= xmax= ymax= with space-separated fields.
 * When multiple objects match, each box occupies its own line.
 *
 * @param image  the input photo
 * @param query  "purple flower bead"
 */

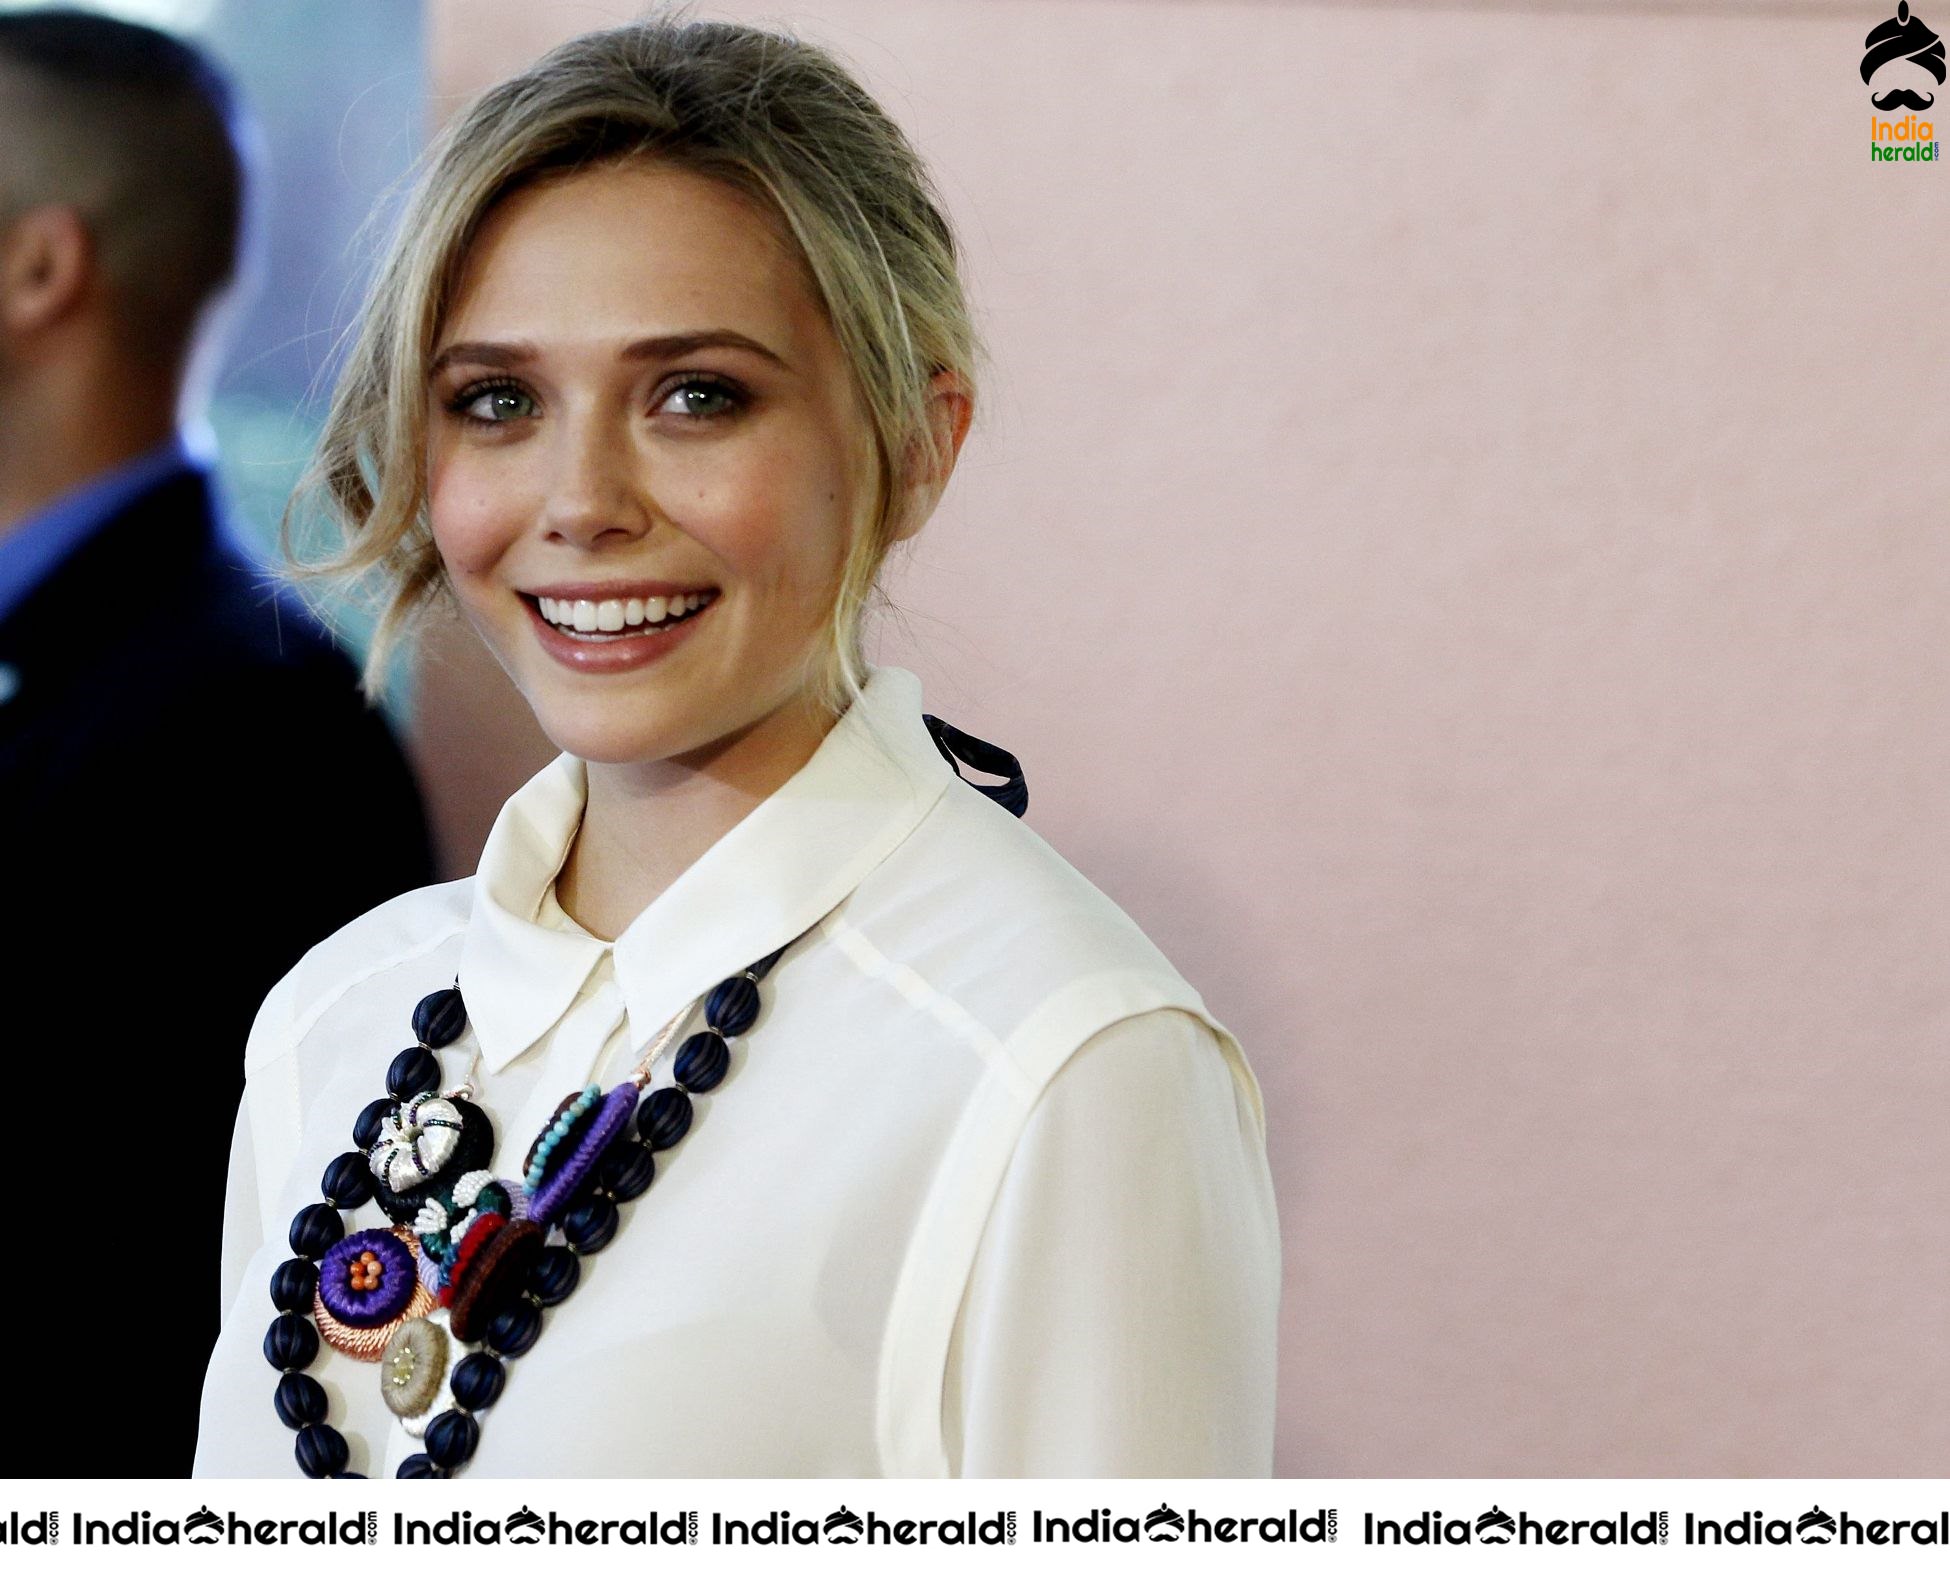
xmin=318 ymin=1228 xmax=418 ymax=1328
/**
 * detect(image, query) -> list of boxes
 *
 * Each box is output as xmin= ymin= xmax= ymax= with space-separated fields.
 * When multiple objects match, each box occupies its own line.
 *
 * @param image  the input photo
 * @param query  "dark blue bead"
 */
xmin=638 ymin=1087 xmax=692 ymax=1150
xmin=484 ymin=1298 xmax=542 ymax=1358
xmin=674 ymin=1030 xmax=729 ymax=1093
xmin=387 ymin=1045 xmax=441 ymax=1099
xmin=563 ymin=1196 xmax=618 ymax=1254
xmin=597 ymin=1140 xmax=655 ymax=1202
xmin=424 ymin=1409 xmax=480 ymax=1470
xmin=269 ymin=1257 xmax=319 ymax=1314
xmin=705 ymin=974 xmax=760 ymax=1036
xmin=396 ymin=1453 xmax=440 ymax=1479
xmin=450 ymin=1352 xmax=506 ymax=1411
xmin=353 ymin=1097 xmax=395 ymax=1152
xmin=274 ymin=1371 xmax=327 ymax=1430
xmin=263 ymin=1314 xmax=319 ymax=1371
xmin=528 ymin=1245 xmax=580 ymax=1307
xmin=289 ymin=1203 xmax=344 ymax=1260
xmin=320 ymin=1151 xmax=373 ymax=1208
xmin=413 ymin=987 xmax=468 ymax=1048
xmin=295 ymin=1423 xmax=349 ymax=1478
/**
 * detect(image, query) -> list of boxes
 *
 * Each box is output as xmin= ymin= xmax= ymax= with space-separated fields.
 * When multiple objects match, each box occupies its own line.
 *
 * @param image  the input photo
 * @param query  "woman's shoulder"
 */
xmin=244 ymin=876 xmax=475 ymax=1070
xmin=865 ymin=779 xmax=1158 ymax=943
xmin=844 ymin=778 xmax=1240 ymax=1097
xmin=861 ymin=793 xmax=1273 ymax=1477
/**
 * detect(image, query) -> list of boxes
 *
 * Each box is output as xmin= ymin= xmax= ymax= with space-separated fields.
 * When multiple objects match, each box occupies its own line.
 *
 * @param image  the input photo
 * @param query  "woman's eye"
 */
xmin=659 ymin=377 xmax=743 ymax=420
xmin=450 ymin=381 xmax=536 ymax=424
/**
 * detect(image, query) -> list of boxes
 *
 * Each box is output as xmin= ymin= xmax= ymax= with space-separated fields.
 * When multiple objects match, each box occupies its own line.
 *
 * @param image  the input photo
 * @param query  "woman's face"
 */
xmin=426 ymin=160 xmax=875 ymax=770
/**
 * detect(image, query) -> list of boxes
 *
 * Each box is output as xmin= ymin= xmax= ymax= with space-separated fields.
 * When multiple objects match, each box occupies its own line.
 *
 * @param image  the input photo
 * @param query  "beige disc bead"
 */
xmin=379 ymin=1315 xmax=449 ymax=1419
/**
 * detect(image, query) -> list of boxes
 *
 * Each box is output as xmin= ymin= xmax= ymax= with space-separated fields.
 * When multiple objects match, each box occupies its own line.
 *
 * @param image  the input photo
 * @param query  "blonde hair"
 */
xmin=292 ymin=5 xmax=983 ymax=714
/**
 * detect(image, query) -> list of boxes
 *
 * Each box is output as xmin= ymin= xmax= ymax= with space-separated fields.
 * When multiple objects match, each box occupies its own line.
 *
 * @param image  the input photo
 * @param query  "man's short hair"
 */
xmin=0 ymin=8 xmax=245 ymax=368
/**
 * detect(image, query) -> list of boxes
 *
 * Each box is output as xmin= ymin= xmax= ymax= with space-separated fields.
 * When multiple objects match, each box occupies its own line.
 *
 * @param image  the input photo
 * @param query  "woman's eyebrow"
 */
xmin=427 ymin=330 xmax=790 ymax=379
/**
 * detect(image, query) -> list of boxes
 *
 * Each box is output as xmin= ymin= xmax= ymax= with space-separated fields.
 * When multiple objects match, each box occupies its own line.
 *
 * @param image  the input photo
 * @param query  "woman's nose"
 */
xmin=540 ymin=413 xmax=652 ymax=548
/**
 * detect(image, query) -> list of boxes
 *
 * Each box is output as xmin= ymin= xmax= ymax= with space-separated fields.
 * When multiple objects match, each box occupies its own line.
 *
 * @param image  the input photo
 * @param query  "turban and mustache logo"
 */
xmin=1862 ymin=2 xmax=1946 ymax=110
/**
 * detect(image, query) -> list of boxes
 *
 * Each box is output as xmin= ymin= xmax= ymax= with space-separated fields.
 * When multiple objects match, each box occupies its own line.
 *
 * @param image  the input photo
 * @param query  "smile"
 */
xmin=534 ymin=590 xmax=717 ymax=640
xmin=519 ymin=586 xmax=720 ymax=675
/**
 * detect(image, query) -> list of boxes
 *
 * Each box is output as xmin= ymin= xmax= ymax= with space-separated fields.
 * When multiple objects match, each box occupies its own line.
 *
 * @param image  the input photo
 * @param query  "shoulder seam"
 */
xmin=248 ymin=916 xmax=470 ymax=1072
xmin=872 ymin=966 xmax=1254 ymax=1478
xmin=818 ymin=909 xmax=1031 ymax=1098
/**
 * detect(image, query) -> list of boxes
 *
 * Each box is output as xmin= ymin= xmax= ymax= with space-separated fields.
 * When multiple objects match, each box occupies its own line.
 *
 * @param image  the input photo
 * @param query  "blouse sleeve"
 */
xmin=215 ymin=1088 xmax=261 ymax=1329
xmin=942 ymin=1007 xmax=1282 ymax=1477
xmin=213 ymin=962 xmax=303 ymax=1333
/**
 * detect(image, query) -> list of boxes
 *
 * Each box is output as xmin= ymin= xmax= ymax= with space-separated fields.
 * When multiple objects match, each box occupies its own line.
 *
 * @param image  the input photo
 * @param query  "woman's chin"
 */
xmin=533 ymin=710 xmax=698 ymax=769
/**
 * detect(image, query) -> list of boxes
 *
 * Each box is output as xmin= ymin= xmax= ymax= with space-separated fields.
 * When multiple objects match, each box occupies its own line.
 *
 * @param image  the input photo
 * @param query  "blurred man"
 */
xmin=0 ymin=10 xmax=434 ymax=1475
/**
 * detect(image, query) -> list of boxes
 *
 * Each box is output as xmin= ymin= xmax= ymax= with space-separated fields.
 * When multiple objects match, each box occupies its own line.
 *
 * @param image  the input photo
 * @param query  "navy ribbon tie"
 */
xmin=923 ymin=714 xmax=1028 ymax=819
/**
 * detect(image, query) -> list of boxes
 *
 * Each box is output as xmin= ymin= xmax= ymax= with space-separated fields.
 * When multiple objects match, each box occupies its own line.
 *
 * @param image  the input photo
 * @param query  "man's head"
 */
xmin=0 ymin=8 xmax=247 ymax=391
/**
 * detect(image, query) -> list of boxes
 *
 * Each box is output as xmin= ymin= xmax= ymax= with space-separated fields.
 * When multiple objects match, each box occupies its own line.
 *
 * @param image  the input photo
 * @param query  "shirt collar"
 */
xmin=0 ymin=430 xmax=199 ymax=627
xmin=458 ymin=664 xmax=951 ymax=1073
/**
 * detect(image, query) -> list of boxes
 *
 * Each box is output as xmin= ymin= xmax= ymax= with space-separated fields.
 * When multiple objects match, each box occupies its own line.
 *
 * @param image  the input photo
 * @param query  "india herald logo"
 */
xmin=1864 ymin=4 xmax=1944 ymax=158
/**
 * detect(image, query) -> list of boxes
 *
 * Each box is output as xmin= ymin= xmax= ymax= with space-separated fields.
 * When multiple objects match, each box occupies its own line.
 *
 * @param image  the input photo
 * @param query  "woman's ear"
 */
xmin=890 ymin=368 xmax=973 ymax=543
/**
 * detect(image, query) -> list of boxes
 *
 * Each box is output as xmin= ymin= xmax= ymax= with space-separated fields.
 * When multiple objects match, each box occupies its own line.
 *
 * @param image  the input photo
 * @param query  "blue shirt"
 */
xmin=0 ymin=432 xmax=201 ymax=628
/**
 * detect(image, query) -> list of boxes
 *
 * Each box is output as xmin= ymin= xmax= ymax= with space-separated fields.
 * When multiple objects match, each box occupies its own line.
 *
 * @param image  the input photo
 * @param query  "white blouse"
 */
xmin=193 ymin=666 xmax=1280 ymax=1478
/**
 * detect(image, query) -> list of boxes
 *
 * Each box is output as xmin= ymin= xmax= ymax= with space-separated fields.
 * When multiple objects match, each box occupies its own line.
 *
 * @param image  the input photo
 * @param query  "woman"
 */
xmin=194 ymin=11 xmax=1279 ymax=1479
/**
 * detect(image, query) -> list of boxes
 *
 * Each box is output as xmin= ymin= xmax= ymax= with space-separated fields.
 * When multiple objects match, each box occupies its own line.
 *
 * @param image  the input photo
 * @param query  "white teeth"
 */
xmin=536 ymin=591 xmax=714 ymax=635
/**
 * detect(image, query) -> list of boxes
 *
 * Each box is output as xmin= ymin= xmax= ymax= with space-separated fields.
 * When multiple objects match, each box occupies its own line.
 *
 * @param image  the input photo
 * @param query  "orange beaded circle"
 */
xmin=313 ymin=1229 xmax=437 ymax=1362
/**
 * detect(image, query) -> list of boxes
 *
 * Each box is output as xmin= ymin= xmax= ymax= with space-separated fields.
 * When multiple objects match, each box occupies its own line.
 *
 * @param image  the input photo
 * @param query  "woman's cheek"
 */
xmin=428 ymin=466 xmax=519 ymax=582
xmin=708 ymin=479 xmax=845 ymax=592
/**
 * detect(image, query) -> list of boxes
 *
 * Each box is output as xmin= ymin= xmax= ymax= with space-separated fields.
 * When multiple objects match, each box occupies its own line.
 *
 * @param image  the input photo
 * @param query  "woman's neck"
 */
xmin=554 ymin=694 xmax=840 ymax=942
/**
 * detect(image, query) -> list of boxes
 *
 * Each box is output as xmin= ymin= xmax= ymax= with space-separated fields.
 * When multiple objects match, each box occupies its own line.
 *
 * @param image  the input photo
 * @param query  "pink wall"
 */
xmin=423 ymin=0 xmax=1950 ymax=1475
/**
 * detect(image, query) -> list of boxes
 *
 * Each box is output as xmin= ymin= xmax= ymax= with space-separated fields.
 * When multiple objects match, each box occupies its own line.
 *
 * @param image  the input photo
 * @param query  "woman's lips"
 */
xmin=521 ymin=590 xmax=716 ymax=674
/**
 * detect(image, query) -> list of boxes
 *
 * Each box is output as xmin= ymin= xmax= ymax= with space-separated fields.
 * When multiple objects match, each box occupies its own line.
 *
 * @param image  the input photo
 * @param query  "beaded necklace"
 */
xmin=259 ymin=711 xmax=1025 ymax=1479
xmin=262 ymin=943 xmax=789 ymax=1478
